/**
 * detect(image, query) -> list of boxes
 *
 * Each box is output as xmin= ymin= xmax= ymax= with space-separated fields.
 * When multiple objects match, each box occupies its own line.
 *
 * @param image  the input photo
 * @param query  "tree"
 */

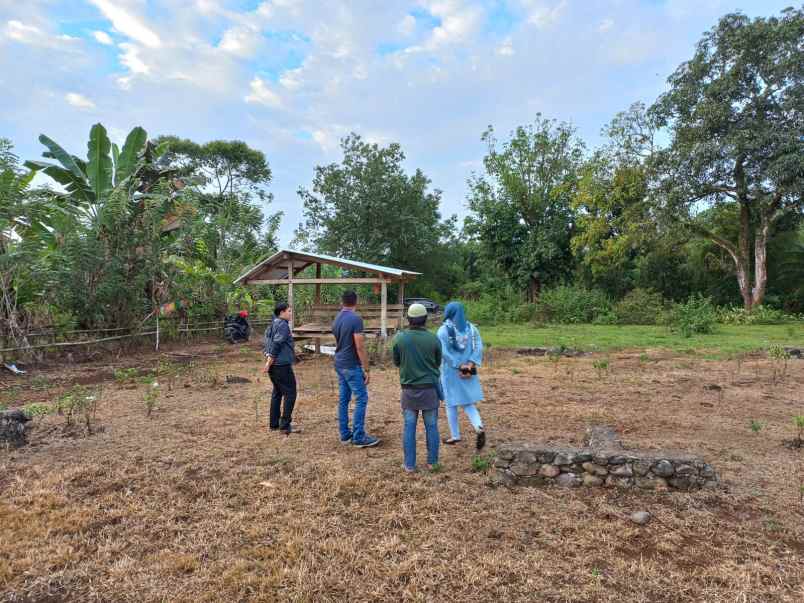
xmin=26 ymin=125 xmax=186 ymax=328
xmin=155 ymin=137 xmax=279 ymax=275
xmin=467 ymin=116 xmax=584 ymax=299
xmin=649 ymin=8 xmax=804 ymax=310
xmin=296 ymin=133 xmax=458 ymax=297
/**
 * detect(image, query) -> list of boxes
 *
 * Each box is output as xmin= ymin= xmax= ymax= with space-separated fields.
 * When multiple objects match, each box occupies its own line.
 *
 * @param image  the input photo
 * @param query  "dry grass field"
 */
xmin=1 ymin=339 xmax=803 ymax=602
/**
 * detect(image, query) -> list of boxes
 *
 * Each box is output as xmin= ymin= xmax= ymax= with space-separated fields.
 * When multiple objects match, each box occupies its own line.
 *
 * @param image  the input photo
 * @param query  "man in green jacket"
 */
xmin=392 ymin=303 xmax=442 ymax=473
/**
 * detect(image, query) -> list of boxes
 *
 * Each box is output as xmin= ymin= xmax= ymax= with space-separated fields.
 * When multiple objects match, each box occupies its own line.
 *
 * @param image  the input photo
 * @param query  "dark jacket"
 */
xmin=264 ymin=318 xmax=295 ymax=366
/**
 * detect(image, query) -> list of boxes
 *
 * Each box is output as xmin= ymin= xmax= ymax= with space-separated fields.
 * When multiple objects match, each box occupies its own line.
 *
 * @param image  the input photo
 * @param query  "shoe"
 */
xmin=269 ymin=426 xmax=280 ymax=431
xmin=475 ymin=429 xmax=486 ymax=451
xmin=281 ymin=425 xmax=301 ymax=435
xmin=352 ymin=435 xmax=381 ymax=448
xmin=401 ymin=464 xmax=416 ymax=473
xmin=442 ymin=437 xmax=461 ymax=445
xmin=340 ymin=435 xmax=353 ymax=445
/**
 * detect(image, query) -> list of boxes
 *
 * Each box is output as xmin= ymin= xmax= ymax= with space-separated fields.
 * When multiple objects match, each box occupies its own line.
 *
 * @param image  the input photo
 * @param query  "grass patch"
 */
xmin=480 ymin=323 xmax=803 ymax=356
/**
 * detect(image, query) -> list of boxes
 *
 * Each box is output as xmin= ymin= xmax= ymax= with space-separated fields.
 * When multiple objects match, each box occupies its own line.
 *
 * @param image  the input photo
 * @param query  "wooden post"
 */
xmin=314 ymin=263 xmax=321 ymax=353
xmin=380 ymin=280 xmax=388 ymax=338
xmin=398 ymin=281 xmax=406 ymax=331
xmin=288 ymin=258 xmax=295 ymax=331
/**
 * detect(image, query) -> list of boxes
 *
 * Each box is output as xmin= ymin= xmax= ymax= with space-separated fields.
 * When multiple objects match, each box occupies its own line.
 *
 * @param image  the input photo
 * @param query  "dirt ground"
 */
xmin=1 ymin=339 xmax=803 ymax=602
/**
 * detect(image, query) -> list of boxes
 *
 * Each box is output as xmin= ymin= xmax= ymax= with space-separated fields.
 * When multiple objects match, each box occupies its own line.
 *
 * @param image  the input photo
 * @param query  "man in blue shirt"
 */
xmin=332 ymin=290 xmax=380 ymax=447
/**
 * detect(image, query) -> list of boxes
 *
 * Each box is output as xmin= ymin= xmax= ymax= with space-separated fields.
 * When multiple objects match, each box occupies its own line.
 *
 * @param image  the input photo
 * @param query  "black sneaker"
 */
xmin=352 ymin=435 xmax=381 ymax=448
xmin=475 ymin=429 xmax=486 ymax=451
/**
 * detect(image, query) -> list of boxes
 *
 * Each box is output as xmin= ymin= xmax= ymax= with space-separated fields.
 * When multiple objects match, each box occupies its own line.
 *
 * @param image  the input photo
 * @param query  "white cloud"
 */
xmin=3 ymin=19 xmax=80 ymax=49
xmin=218 ymin=26 xmax=261 ymax=57
xmin=397 ymin=14 xmax=416 ymax=36
xmin=89 ymin=0 xmax=161 ymax=48
xmin=119 ymin=43 xmax=149 ymax=75
xmin=65 ymin=93 xmax=96 ymax=110
xmin=245 ymin=77 xmax=282 ymax=107
xmin=279 ymin=67 xmax=303 ymax=90
xmin=524 ymin=0 xmax=568 ymax=29
xmin=496 ymin=37 xmax=515 ymax=56
xmin=418 ymin=0 xmax=483 ymax=50
xmin=598 ymin=18 xmax=615 ymax=33
xmin=93 ymin=30 xmax=113 ymax=45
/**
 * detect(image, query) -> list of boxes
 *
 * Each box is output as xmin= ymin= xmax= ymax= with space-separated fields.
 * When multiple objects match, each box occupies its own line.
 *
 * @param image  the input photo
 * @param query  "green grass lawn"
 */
xmin=479 ymin=323 xmax=804 ymax=356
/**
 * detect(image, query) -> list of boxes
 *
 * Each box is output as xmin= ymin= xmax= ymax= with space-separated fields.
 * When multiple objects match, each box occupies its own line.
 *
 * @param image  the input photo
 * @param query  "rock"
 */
xmin=554 ymin=452 xmax=577 ymax=466
xmin=610 ymin=464 xmax=633 ymax=477
xmin=496 ymin=447 xmax=516 ymax=461
xmin=510 ymin=462 xmax=539 ymax=477
xmin=674 ymin=464 xmax=697 ymax=476
xmin=636 ymin=476 xmax=668 ymax=490
xmin=668 ymin=476 xmax=697 ymax=491
xmin=493 ymin=457 xmax=511 ymax=469
xmin=517 ymin=451 xmax=538 ymax=464
xmin=630 ymin=511 xmax=651 ymax=525
xmin=491 ymin=470 xmax=517 ymax=487
xmin=0 ymin=410 xmax=30 ymax=448
xmin=652 ymin=460 xmax=674 ymax=477
xmin=608 ymin=454 xmax=636 ymax=465
xmin=536 ymin=450 xmax=556 ymax=464
xmin=633 ymin=460 xmax=652 ymax=477
xmin=575 ymin=451 xmax=594 ymax=463
xmin=700 ymin=464 xmax=716 ymax=479
xmin=583 ymin=474 xmax=604 ymax=487
xmin=593 ymin=452 xmax=611 ymax=465
xmin=582 ymin=462 xmax=608 ymax=477
xmin=703 ymin=479 xmax=720 ymax=490
xmin=605 ymin=476 xmax=634 ymax=488
xmin=556 ymin=473 xmax=582 ymax=488
xmin=539 ymin=464 xmax=561 ymax=478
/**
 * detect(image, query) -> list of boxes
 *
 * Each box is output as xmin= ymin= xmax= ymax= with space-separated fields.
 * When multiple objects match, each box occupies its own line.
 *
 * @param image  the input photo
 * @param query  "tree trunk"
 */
xmin=751 ymin=211 xmax=770 ymax=308
xmin=737 ymin=203 xmax=753 ymax=311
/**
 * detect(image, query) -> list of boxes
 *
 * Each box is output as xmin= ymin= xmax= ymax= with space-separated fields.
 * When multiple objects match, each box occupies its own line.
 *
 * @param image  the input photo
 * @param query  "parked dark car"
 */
xmin=403 ymin=298 xmax=441 ymax=314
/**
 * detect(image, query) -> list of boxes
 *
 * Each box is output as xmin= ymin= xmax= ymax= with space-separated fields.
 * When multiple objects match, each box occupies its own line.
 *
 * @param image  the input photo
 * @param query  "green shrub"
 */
xmin=535 ymin=286 xmax=612 ymax=324
xmin=614 ymin=288 xmax=667 ymax=325
xmin=715 ymin=305 xmax=795 ymax=325
xmin=665 ymin=294 xmax=717 ymax=337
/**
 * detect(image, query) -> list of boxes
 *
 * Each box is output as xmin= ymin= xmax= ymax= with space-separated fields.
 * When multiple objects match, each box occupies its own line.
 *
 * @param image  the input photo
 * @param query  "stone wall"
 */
xmin=494 ymin=427 xmax=719 ymax=491
xmin=0 ymin=410 xmax=30 ymax=448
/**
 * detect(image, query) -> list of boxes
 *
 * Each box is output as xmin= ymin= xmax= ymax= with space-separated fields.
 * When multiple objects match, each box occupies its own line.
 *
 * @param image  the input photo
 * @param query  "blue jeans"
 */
xmin=336 ymin=366 xmax=368 ymax=442
xmin=403 ymin=408 xmax=440 ymax=469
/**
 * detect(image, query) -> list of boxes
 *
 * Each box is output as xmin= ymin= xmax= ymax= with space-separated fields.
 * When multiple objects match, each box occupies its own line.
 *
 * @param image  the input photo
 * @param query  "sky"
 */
xmin=0 ymin=0 xmax=792 ymax=245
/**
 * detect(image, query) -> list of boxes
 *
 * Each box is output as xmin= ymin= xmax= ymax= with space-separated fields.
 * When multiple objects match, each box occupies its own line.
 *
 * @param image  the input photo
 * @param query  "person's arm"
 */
xmin=354 ymin=333 xmax=370 ymax=384
xmin=468 ymin=325 xmax=483 ymax=368
xmin=392 ymin=335 xmax=402 ymax=367
xmin=263 ymin=324 xmax=273 ymax=371
xmin=437 ymin=326 xmax=462 ymax=369
xmin=434 ymin=337 xmax=442 ymax=367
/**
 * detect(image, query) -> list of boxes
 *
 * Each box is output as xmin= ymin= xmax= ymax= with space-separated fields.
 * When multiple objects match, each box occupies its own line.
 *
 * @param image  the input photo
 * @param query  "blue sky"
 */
xmin=0 ymin=0 xmax=792 ymax=244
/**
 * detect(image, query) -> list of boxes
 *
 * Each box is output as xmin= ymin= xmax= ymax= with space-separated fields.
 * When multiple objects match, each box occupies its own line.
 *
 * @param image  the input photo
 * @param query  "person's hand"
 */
xmin=264 ymin=358 xmax=273 ymax=373
xmin=363 ymin=369 xmax=371 ymax=385
xmin=458 ymin=364 xmax=470 ymax=379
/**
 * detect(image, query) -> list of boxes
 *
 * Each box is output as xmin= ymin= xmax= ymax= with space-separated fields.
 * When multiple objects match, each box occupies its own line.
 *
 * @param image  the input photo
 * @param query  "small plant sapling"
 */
xmin=144 ymin=381 xmax=160 ymax=418
xmin=471 ymin=454 xmax=493 ymax=473
xmin=793 ymin=415 xmax=804 ymax=448
xmin=593 ymin=358 xmax=610 ymax=379
xmin=749 ymin=419 xmax=765 ymax=434
xmin=768 ymin=345 xmax=791 ymax=384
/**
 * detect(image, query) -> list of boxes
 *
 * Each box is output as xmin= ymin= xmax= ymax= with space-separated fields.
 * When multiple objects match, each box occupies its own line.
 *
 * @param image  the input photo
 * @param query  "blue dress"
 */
xmin=437 ymin=322 xmax=484 ymax=407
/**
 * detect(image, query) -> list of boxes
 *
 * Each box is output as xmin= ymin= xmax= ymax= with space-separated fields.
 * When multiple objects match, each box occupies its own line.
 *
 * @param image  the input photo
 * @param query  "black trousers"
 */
xmin=268 ymin=364 xmax=297 ymax=430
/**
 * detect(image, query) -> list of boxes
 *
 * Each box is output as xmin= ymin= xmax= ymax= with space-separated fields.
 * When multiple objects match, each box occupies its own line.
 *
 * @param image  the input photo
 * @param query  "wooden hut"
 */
xmin=234 ymin=250 xmax=420 ymax=345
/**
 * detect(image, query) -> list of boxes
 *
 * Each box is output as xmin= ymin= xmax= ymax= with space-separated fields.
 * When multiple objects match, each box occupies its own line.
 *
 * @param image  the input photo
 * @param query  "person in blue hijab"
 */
xmin=437 ymin=301 xmax=486 ymax=450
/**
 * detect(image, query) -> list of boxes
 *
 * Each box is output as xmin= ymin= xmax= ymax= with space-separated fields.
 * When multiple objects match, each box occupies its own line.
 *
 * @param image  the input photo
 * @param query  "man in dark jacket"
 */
xmin=263 ymin=302 xmax=297 ymax=434
xmin=392 ymin=303 xmax=442 ymax=472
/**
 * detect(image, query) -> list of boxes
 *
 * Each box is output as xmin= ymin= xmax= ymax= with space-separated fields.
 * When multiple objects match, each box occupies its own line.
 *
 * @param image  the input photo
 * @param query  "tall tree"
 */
xmin=155 ymin=137 xmax=279 ymax=274
xmin=648 ymin=8 xmax=804 ymax=310
xmin=467 ymin=116 xmax=584 ymax=299
xmin=296 ymin=133 xmax=458 ymax=296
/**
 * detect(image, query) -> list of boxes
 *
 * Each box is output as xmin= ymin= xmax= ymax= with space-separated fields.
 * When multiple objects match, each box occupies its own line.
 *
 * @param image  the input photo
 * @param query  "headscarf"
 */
xmin=444 ymin=302 xmax=467 ymax=331
xmin=443 ymin=301 xmax=471 ymax=352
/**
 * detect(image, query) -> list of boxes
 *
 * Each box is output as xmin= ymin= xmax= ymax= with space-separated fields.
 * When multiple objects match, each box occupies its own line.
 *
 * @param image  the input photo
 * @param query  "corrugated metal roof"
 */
xmin=234 ymin=249 xmax=421 ymax=284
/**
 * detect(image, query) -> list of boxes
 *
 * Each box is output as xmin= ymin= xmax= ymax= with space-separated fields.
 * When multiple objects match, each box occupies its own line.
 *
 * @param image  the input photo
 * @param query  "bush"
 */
xmin=665 ymin=294 xmax=717 ymax=337
xmin=715 ymin=305 xmax=795 ymax=325
xmin=614 ymin=288 xmax=667 ymax=325
xmin=535 ymin=286 xmax=612 ymax=324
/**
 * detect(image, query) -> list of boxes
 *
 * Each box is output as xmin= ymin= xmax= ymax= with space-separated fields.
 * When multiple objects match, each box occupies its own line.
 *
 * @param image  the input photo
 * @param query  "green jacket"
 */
xmin=392 ymin=327 xmax=442 ymax=387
